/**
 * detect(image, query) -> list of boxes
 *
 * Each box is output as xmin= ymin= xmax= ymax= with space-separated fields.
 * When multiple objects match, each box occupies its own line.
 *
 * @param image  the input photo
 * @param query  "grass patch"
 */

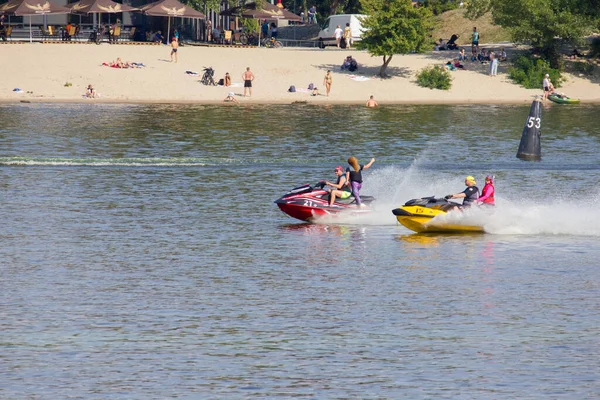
xmin=432 ymin=9 xmax=511 ymax=45
xmin=416 ymin=66 xmax=452 ymax=90
xmin=569 ymin=60 xmax=595 ymax=76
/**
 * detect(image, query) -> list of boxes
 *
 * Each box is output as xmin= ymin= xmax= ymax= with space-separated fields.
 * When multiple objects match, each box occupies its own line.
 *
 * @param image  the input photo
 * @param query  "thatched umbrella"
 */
xmin=0 ymin=0 xmax=70 ymax=42
xmin=139 ymin=0 xmax=205 ymax=43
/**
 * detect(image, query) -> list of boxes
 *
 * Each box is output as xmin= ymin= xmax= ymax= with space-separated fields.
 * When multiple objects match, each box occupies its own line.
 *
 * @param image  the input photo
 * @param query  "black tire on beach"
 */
xmin=240 ymin=34 xmax=248 ymax=46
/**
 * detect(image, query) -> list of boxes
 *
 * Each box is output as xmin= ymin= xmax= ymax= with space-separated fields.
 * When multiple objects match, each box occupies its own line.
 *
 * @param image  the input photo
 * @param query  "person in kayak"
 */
xmin=445 ymin=175 xmax=480 ymax=207
xmin=346 ymin=156 xmax=375 ymax=207
xmin=324 ymin=166 xmax=352 ymax=207
xmin=477 ymin=175 xmax=495 ymax=206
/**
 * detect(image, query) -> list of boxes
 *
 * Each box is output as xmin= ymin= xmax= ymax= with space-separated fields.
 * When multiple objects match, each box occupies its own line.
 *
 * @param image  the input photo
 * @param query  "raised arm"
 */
xmin=363 ymin=157 xmax=375 ymax=169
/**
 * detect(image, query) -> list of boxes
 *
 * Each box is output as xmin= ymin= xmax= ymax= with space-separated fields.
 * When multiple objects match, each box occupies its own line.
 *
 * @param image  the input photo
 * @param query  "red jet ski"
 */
xmin=274 ymin=181 xmax=375 ymax=222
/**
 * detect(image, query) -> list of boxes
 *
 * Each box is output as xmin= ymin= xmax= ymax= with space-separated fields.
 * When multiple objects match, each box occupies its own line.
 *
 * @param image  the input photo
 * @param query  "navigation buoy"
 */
xmin=517 ymin=98 xmax=542 ymax=161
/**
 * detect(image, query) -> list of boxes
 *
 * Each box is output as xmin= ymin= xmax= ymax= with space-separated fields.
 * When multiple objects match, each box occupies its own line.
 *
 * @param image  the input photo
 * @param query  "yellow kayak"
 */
xmin=392 ymin=197 xmax=485 ymax=233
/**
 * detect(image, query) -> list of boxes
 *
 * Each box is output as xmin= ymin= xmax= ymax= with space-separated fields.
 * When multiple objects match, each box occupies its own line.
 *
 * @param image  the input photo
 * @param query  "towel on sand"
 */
xmin=349 ymin=75 xmax=370 ymax=81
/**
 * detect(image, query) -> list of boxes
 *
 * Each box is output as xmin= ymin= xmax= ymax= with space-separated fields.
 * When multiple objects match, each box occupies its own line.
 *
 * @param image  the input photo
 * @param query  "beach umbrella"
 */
xmin=68 ymin=0 xmax=138 ymax=32
xmin=0 ymin=0 xmax=70 ymax=42
xmin=69 ymin=0 xmax=138 ymax=22
xmin=138 ymin=0 xmax=204 ymax=43
xmin=219 ymin=2 xmax=301 ymax=47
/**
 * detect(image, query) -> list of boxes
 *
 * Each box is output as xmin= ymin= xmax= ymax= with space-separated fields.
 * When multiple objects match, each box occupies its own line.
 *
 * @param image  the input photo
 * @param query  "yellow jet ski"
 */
xmin=392 ymin=196 xmax=485 ymax=233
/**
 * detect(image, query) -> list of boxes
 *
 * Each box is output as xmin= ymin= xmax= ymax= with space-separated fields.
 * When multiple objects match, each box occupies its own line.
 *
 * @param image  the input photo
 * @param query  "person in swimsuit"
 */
xmin=323 ymin=70 xmax=332 ymax=97
xmin=224 ymin=92 xmax=239 ymax=103
xmin=224 ymin=72 xmax=231 ymax=87
xmin=170 ymin=37 xmax=179 ymax=63
xmin=242 ymin=67 xmax=254 ymax=97
xmin=325 ymin=166 xmax=351 ymax=207
xmin=346 ymin=156 xmax=375 ymax=207
xmin=366 ymin=95 xmax=378 ymax=107
xmin=445 ymin=176 xmax=480 ymax=207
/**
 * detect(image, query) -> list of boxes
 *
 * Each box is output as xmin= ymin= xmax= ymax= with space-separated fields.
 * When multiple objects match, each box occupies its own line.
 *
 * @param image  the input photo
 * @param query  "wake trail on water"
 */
xmin=0 ymin=157 xmax=212 ymax=167
xmin=330 ymin=153 xmax=600 ymax=237
xmin=0 ymin=156 xmax=314 ymax=167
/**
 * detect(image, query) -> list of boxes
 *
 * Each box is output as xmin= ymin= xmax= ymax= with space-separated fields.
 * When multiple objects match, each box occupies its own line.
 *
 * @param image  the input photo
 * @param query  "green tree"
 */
xmin=357 ymin=0 xmax=434 ymax=77
xmin=465 ymin=0 xmax=599 ymax=67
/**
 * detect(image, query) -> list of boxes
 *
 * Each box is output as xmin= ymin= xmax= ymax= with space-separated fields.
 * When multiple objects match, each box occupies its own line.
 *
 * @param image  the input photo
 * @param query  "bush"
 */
xmin=416 ymin=65 xmax=452 ymax=90
xmin=508 ymin=54 xmax=562 ymax=89
xmin=572 ymin=61 xmax=595 ymax=75
xmin=422 ymin=0 xmax=458 ymax=16
xmin=590 ymin=37 xmax=600 ymax=58
xmin=241 ymin=17 xmax=259 ymax=34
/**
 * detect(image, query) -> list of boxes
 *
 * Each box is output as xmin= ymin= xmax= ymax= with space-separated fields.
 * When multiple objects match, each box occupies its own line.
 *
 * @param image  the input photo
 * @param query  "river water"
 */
xmin=1 ymin=103 xmax=599 ymax=399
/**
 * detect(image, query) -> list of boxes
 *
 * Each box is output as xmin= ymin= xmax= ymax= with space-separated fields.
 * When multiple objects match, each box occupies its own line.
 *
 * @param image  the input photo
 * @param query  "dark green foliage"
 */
xmin=465 ymin=0 xmax=599 ymax=69
xmin=416 ymin=66 xmax=452 ymax=90
xmin=508 ymin=54 xmax=562 ymax=89
xmin=422 ymin=0 xmax=458 ymax=16
xmin=358 ymin=0 xmax=435 ymax=77
xmin=241 ymin=17 xmax=259 ymax=34
xmin=590 ymin=37 xmax=600 ymax=58
xmin=572 ymin=61 xmax=595 ymax=76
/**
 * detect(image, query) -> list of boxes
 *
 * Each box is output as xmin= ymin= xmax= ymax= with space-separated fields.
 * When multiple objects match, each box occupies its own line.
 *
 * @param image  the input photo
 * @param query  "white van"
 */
xmin=317 ymin=14 xmax=365 ymax=49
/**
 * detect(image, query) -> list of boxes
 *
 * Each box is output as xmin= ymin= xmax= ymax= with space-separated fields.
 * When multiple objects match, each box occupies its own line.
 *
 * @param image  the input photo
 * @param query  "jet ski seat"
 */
xmin=322 ymin=193 xmax=375 ymax=205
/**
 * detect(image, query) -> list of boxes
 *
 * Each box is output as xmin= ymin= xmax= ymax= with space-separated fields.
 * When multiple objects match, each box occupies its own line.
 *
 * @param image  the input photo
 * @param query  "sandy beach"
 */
xmin=2 ymin=42 xmax=599 ymax=104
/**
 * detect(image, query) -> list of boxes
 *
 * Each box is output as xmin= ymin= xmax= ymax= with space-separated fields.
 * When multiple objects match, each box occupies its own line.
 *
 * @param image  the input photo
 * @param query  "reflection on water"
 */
xmin=1 ymin=103 xmax=600 ymax=399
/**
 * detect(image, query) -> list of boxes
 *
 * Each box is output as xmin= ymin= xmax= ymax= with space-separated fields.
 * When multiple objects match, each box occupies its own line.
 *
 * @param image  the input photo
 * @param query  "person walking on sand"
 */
xmin=343 ymin=22 xmax=351 ymax=49
xmin=170 ymin=37 xmax=179 ymax=63
xmin=242 ymin=67 xmax=255 ymax=97
xmin=323 ymin=70 xmax=332 ymax=96
xmin=334 ymin=25 xmax=343 ymax=48
xmin=366 ymin=95 xmax=378 ymax=107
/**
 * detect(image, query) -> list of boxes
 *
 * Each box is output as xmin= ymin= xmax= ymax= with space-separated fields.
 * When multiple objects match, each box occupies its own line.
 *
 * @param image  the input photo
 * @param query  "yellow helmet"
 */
xmin=465 ymin=176 xmax=476 ymax=184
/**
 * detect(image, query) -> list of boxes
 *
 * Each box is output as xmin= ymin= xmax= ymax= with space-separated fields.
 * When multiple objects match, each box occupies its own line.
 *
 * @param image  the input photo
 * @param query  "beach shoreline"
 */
xmin=2 ymin=43 xmax=599 ymax=105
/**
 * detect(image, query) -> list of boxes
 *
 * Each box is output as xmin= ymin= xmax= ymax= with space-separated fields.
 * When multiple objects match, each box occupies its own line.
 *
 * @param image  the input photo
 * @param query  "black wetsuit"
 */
xmin=461 ymin=186 xmax=480 ymax=206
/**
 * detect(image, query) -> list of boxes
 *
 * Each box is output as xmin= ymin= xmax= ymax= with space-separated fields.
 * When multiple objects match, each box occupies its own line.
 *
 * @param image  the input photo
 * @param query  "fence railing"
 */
xmin=278 ymin=39 xmax=319 ymax=48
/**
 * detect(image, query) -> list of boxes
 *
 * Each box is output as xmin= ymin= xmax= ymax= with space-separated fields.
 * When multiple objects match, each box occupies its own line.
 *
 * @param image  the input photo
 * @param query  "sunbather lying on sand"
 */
xmin=102 ymin=58 xmax=145 ymax=68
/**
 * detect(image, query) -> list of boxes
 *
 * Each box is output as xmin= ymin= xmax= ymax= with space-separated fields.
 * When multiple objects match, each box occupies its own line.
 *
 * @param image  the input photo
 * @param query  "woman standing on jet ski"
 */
xmin=346 ymin=156 xmax=375 ymax=207
xmin=445 ymin=175 xmax=480 ymax=207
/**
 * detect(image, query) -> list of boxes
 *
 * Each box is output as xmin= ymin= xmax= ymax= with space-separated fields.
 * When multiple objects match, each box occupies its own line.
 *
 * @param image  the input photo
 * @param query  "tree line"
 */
xmin=182 ymin=0 xmax=600 ymax=75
